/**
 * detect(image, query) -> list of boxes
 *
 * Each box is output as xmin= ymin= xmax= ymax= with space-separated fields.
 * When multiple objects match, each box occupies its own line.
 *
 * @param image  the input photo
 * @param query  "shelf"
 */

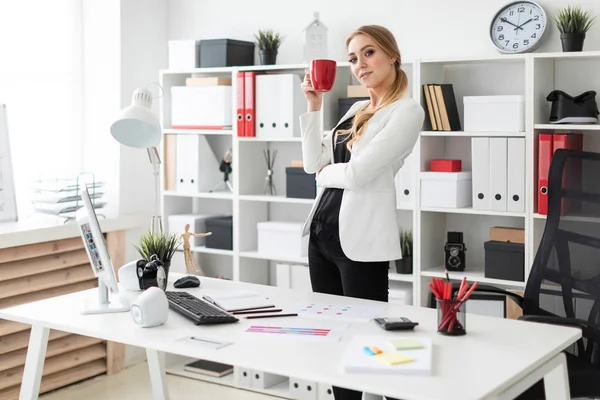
xmin=163 ymin=191 xmax=234 ymax=200
xmin=239 ymin=195 xmax=314 ymax=205
xmin=163 ymin=128 xmax=233 ymax=136
xmin=397 ymin=203 xmax=415 ymax=211
xmin=389 ymin=272 xmax=414 ymax=283
xmin=420 ymin=53 xmax=527 ymax=64
xmin=420 ymin=206 xmax=525 ymax=218
xmin=533 ymin=50 xmax=600 ymax=60
xmin=183 ymin=246 xmax=233 ymax=256
xmin=421 ymin=131 xmax=525 ymax=137
xmin=238 ymin=137 xmax=302 ymax=142
xmin=534 ymin=124 xmax=600 ymax=131
xmin=534 ymin=212 xmax=600 ymax=224
xmin=160 ymin=61 xmax=352 ymax=75
xmin=240 ymin=251 xmax=308 ymax=265
xmin=421 ymin=266 xmax=526 ymax=288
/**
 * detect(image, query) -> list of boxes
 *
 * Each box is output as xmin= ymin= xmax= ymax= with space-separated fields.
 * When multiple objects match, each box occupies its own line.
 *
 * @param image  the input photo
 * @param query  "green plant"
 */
xmin=553 ymin=5 xmax=597 ymax=34
xmin=133 ymin=230 xmax=181 ymax=263
xmin=254 ymin=29 xmax=284 ymax=52
xmin=400 ymin=230 xmax=413 ymax=257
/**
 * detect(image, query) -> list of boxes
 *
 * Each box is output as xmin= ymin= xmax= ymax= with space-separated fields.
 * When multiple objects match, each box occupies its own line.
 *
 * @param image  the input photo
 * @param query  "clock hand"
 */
xmin=500 ymin=17 xmax=523 ymax=30
xmin=516 ymin=18 xmax=533 ymax=30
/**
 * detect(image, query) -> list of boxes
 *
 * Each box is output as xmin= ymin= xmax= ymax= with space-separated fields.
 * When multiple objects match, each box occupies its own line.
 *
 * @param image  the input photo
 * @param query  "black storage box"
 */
xmin=338 ymin=97 xmax=369 ymax=121
xmin=205 ymin=216 xmax=233 ymax=250
xmin=199 ymin=39 xmax=255 ymax=68
xmin=484 ymin=240 xmax=525 ymax=282
xmin=286 ymin=167 xmax=316 ymax=199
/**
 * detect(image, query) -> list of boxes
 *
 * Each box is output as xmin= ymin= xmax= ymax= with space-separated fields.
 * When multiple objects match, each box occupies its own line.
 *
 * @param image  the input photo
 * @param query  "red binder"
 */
xmin=244 ymin=72 xmax=256 ymax=137
xmin=236 ymin=72 xmax=245 ymax=137
xmin=537 ymin=134 xmax=553 ymax=215
xmin=553 ymin=133 xmax=583 ymax=215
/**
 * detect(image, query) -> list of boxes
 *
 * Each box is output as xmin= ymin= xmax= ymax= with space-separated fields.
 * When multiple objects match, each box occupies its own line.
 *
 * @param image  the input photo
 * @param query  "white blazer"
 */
xmin=299 ymin=91 xmax=424 ymax=262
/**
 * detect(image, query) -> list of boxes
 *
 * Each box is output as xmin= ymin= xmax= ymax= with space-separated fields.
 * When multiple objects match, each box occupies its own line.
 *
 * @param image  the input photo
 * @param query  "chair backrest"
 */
xmin=524 ymin=148 xmax=600 ymax=364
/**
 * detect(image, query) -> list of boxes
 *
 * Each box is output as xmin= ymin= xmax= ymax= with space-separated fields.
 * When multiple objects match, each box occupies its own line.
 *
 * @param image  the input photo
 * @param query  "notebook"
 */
xmin=340 ymin=335 xmax=433 ymax=375
xmin=184 ymin=359 xmax=233 ymax=377
xmin=202 ymin=290 xmax=275 ymax=312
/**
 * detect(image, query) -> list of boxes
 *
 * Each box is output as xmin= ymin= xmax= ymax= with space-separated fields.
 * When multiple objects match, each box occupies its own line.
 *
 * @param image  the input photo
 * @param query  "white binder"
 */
xmin=471 ymin=137 xmax=490 ymax=210
xmin=396 ymin=153 xmax=413 ymax=207
xmin=175 ymin=135 xmax=222 ymax=193
xmin=507 ymin=138 xmax=525 ymax=213
xmin=489 ymin=137 xmax=508 ymax=212
xmin=255 ymin=74 xmax=305 ymax=138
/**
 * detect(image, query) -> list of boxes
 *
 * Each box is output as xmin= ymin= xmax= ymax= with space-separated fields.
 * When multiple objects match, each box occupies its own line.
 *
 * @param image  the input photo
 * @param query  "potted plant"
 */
xmin=552 ymin=5 xmax=597 ymax=52
xmin=254 ymin=29 xmax=283 ymax=65
xmin=133 ymin=230 xmax=181 ymax=281
xmin=395 ymin=230 xmax=413 ymax=274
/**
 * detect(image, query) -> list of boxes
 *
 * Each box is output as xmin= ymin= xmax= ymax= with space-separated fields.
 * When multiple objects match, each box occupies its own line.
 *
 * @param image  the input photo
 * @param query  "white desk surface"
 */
xmin=0 ymin=212 xmax=146 ymax=249
xmin=0 ymin=273 xmax=581 ymax=400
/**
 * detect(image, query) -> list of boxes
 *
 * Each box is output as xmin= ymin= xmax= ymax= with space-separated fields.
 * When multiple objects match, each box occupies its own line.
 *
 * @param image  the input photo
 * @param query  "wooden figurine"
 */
xmin=180 ymin=223 xmax=212 ymax=275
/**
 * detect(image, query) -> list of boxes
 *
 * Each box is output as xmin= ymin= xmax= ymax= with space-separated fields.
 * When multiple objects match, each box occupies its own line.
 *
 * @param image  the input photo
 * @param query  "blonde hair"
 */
xmin=338 ymin=25 xmax=408 ymax=150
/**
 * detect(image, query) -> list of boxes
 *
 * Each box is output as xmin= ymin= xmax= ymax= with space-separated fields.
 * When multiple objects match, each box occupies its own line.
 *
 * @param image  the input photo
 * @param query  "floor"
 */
xmin=39 ymin=362 xmax=278 ymax=400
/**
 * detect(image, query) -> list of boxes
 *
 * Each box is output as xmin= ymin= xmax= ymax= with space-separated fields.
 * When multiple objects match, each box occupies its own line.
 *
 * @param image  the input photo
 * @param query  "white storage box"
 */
xmin=420 ymin=171 xmax=472 ymax=208
xmin=257 ymin=221 xmax=308 ymax=258
xmin=463 ymin=95 xmax=525 ymax=132
xmin=171 ymin=86 xmax=232 ymax=129
xmin=167 ymin=214 xmax=222 ymax=246
xmin=168 ymin=40 xmax=200 ymax=70
xmin=275 ymin=263 xmax=312 ymax=290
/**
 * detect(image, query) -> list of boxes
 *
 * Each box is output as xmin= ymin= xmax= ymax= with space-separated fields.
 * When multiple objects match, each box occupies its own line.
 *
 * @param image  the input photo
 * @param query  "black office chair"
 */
xmin=447 ymin=149 xmax=600 ymax=399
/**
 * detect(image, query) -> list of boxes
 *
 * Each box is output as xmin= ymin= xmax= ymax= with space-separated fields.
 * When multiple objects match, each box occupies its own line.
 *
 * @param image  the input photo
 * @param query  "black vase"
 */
xmin=561 ymin=33 xmax=585 ymax=52
xmin=395 ymin=256 xmax=413 ymax=274
xmin=162 ymin=260 xmax=171 ymax=284
xmin=259 ymin=50 xmax=277 ymax=65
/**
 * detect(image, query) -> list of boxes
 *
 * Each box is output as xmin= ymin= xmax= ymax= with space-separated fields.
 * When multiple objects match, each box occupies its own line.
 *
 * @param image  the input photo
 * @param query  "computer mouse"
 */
xmin=174 ymin=275 xmax=200 ymax=289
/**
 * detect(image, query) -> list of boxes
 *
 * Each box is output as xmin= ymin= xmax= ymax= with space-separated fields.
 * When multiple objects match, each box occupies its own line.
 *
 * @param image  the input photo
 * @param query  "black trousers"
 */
xmin=308 ymin=222 xmax=398 ymax=400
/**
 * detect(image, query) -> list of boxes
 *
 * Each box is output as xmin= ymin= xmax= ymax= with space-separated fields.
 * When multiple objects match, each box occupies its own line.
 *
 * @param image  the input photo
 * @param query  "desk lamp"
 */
xmin=110 ymin=86 xmax=163 ymax=234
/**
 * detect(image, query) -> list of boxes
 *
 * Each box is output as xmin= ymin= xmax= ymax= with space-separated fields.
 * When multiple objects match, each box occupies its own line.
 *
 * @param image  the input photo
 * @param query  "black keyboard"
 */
xmin=165 ymin=291 xmax=239 ymax=325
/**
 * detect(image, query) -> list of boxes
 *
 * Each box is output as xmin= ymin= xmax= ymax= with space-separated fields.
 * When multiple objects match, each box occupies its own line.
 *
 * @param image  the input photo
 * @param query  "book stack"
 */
xmin=422 ymin=84 xmax=461 ymax=131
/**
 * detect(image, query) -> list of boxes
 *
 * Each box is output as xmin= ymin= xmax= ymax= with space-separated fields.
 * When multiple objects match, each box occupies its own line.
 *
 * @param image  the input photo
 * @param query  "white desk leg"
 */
xmin=544 ymin=352 xmax=570 ymax=400
xmin=146 ymin=349 xmax=170 ymax=400
xmin=19 ymin=324 xmax=50 ymax=400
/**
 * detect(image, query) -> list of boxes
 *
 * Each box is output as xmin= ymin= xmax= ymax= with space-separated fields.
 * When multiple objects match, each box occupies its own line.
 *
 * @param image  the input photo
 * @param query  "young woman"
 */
xmin=299 ymin=25 xmax=424 ymax=400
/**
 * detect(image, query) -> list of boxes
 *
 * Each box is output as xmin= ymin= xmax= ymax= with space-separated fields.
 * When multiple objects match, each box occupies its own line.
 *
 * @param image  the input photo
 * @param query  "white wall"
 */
xmin=167 ymin=0 xmax=600 ymax=62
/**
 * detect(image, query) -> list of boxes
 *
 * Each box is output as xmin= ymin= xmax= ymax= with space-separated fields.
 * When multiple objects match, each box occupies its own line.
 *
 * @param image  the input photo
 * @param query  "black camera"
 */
xmin=444 ymin=232 xmax=466 ymax=271
xmin=136 ymin=254 xmax=167 ymax=291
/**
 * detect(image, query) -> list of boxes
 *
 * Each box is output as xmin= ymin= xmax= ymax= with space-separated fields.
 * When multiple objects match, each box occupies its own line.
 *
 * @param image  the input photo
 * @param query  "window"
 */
xmin=0 ymin=1 xmax=83 ymax=213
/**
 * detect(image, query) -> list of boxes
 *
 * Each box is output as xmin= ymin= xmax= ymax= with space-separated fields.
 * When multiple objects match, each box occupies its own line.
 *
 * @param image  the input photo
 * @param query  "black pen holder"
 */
xmin=437 ymin=299 xmax=467 ymax=336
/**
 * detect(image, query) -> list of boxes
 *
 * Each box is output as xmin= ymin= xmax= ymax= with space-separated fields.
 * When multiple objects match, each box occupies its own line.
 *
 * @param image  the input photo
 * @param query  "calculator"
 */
xmin=374 ymin=317 xmax=419 ymax=331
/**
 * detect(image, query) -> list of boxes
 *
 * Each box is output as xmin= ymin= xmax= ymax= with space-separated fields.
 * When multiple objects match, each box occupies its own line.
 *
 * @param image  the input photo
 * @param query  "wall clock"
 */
xmin=490 ymin=1 xmax=548 ymax=53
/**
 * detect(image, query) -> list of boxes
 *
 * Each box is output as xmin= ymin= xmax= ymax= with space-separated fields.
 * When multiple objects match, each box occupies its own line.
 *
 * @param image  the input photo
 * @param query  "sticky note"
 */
xmin=389 ymin=339 xmax=424 ymax=350
xmin=375 ymin=352 xmax=415 ymax=365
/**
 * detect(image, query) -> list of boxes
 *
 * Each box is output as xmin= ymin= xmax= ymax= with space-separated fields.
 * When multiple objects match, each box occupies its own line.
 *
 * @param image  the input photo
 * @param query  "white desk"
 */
xmin=0 ymin=273 xmax=581 ymax=400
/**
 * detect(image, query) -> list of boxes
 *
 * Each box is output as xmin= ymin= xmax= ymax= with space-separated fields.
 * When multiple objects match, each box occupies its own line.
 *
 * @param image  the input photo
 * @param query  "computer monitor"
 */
xmin=76 ymin=186 xmax=130 ymax=315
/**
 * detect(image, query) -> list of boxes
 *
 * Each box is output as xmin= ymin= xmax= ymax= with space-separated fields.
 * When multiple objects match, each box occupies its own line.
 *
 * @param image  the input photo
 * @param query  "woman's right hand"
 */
xmin=301 ymin=69 xmax=323 ymax=112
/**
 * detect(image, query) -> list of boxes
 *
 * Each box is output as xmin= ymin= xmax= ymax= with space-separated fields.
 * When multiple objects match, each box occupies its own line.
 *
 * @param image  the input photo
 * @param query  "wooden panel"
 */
xmin=0 ymin=343 xmax=106 ymax=390
xmin=0 ymin=264 xmax=95 ymax=300
xmin=164 ymin=134 xmax=177 ymax=191
xmin=0 ymin=329 xmax=70 ymax=356
xmin=0 ymin=359 xmax=107 ymax=400
xmin=0 ymin=237 xmax=84 ymax=264
xmin=0 ymin=321 xmax=28 ymax=337
xmin=0 ymin=279 xmax=97 ymax=309
xmin=507 ymin=290 xmax=524 ymax=320
xmin=0 ymin=249 xmax=89 ymax=282
xmin=105 ymin=231 xmax=126 ymax=376
xmin=0 ymin=334 xmax=103 ymax=372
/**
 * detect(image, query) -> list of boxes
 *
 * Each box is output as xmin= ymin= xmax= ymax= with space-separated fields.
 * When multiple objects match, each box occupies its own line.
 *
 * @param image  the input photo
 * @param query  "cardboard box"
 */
xmin=347 ymin=85 xmax=369 ymax=97
xmin=186 ymin=77 xmax=232 ymax=86
xmin=490 ymin=226 xmax=525 ymax=244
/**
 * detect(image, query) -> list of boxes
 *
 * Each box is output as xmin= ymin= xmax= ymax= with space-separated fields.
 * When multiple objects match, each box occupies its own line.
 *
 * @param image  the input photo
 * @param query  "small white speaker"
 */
xmin=118 ymin=260 xmax=143 ymax=291
xmin=130 ymin=287 xmax=169 ymax=328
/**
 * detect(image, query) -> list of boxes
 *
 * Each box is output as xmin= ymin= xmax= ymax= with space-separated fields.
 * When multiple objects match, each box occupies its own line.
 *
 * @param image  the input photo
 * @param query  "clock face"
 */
xmin=490 ymin=1 xmax=547 ymax=53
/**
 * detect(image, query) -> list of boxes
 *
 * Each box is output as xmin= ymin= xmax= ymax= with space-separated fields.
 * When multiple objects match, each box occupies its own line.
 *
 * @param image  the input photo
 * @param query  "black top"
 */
xmin=312 ymin=116 xmax=354 ymax=226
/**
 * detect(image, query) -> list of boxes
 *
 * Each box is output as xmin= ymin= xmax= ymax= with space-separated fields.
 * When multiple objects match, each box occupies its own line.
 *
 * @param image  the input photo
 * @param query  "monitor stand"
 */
xmin=81 ymin=277 xmax=130 ymax=315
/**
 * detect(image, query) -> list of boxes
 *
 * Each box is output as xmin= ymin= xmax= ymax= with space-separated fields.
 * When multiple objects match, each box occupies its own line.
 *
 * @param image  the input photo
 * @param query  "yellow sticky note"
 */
xmin=389 ymin=339 xmax=424 ymax=350
xmin=375 ymin=352 xmax=415 ymax=365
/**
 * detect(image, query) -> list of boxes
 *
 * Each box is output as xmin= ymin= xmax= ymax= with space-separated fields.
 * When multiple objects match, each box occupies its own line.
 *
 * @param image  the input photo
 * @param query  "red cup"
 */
xmin=310 ymin=59 xmax=337 ymax=92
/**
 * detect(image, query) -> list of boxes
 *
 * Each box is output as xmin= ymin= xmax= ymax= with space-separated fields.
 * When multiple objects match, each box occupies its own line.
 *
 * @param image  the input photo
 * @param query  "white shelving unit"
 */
xmin=159 ymin=51 xmax=600 ymax=396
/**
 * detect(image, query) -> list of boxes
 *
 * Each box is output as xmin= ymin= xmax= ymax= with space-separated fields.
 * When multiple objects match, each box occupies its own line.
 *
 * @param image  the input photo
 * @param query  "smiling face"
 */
xmin=347 ymin=33 xmax=396 ymax=90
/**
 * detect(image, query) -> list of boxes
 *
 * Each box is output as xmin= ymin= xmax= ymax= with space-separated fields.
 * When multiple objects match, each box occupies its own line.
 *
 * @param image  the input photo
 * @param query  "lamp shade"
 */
xmin=110 ymin=87 xmax=161 ymax=148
